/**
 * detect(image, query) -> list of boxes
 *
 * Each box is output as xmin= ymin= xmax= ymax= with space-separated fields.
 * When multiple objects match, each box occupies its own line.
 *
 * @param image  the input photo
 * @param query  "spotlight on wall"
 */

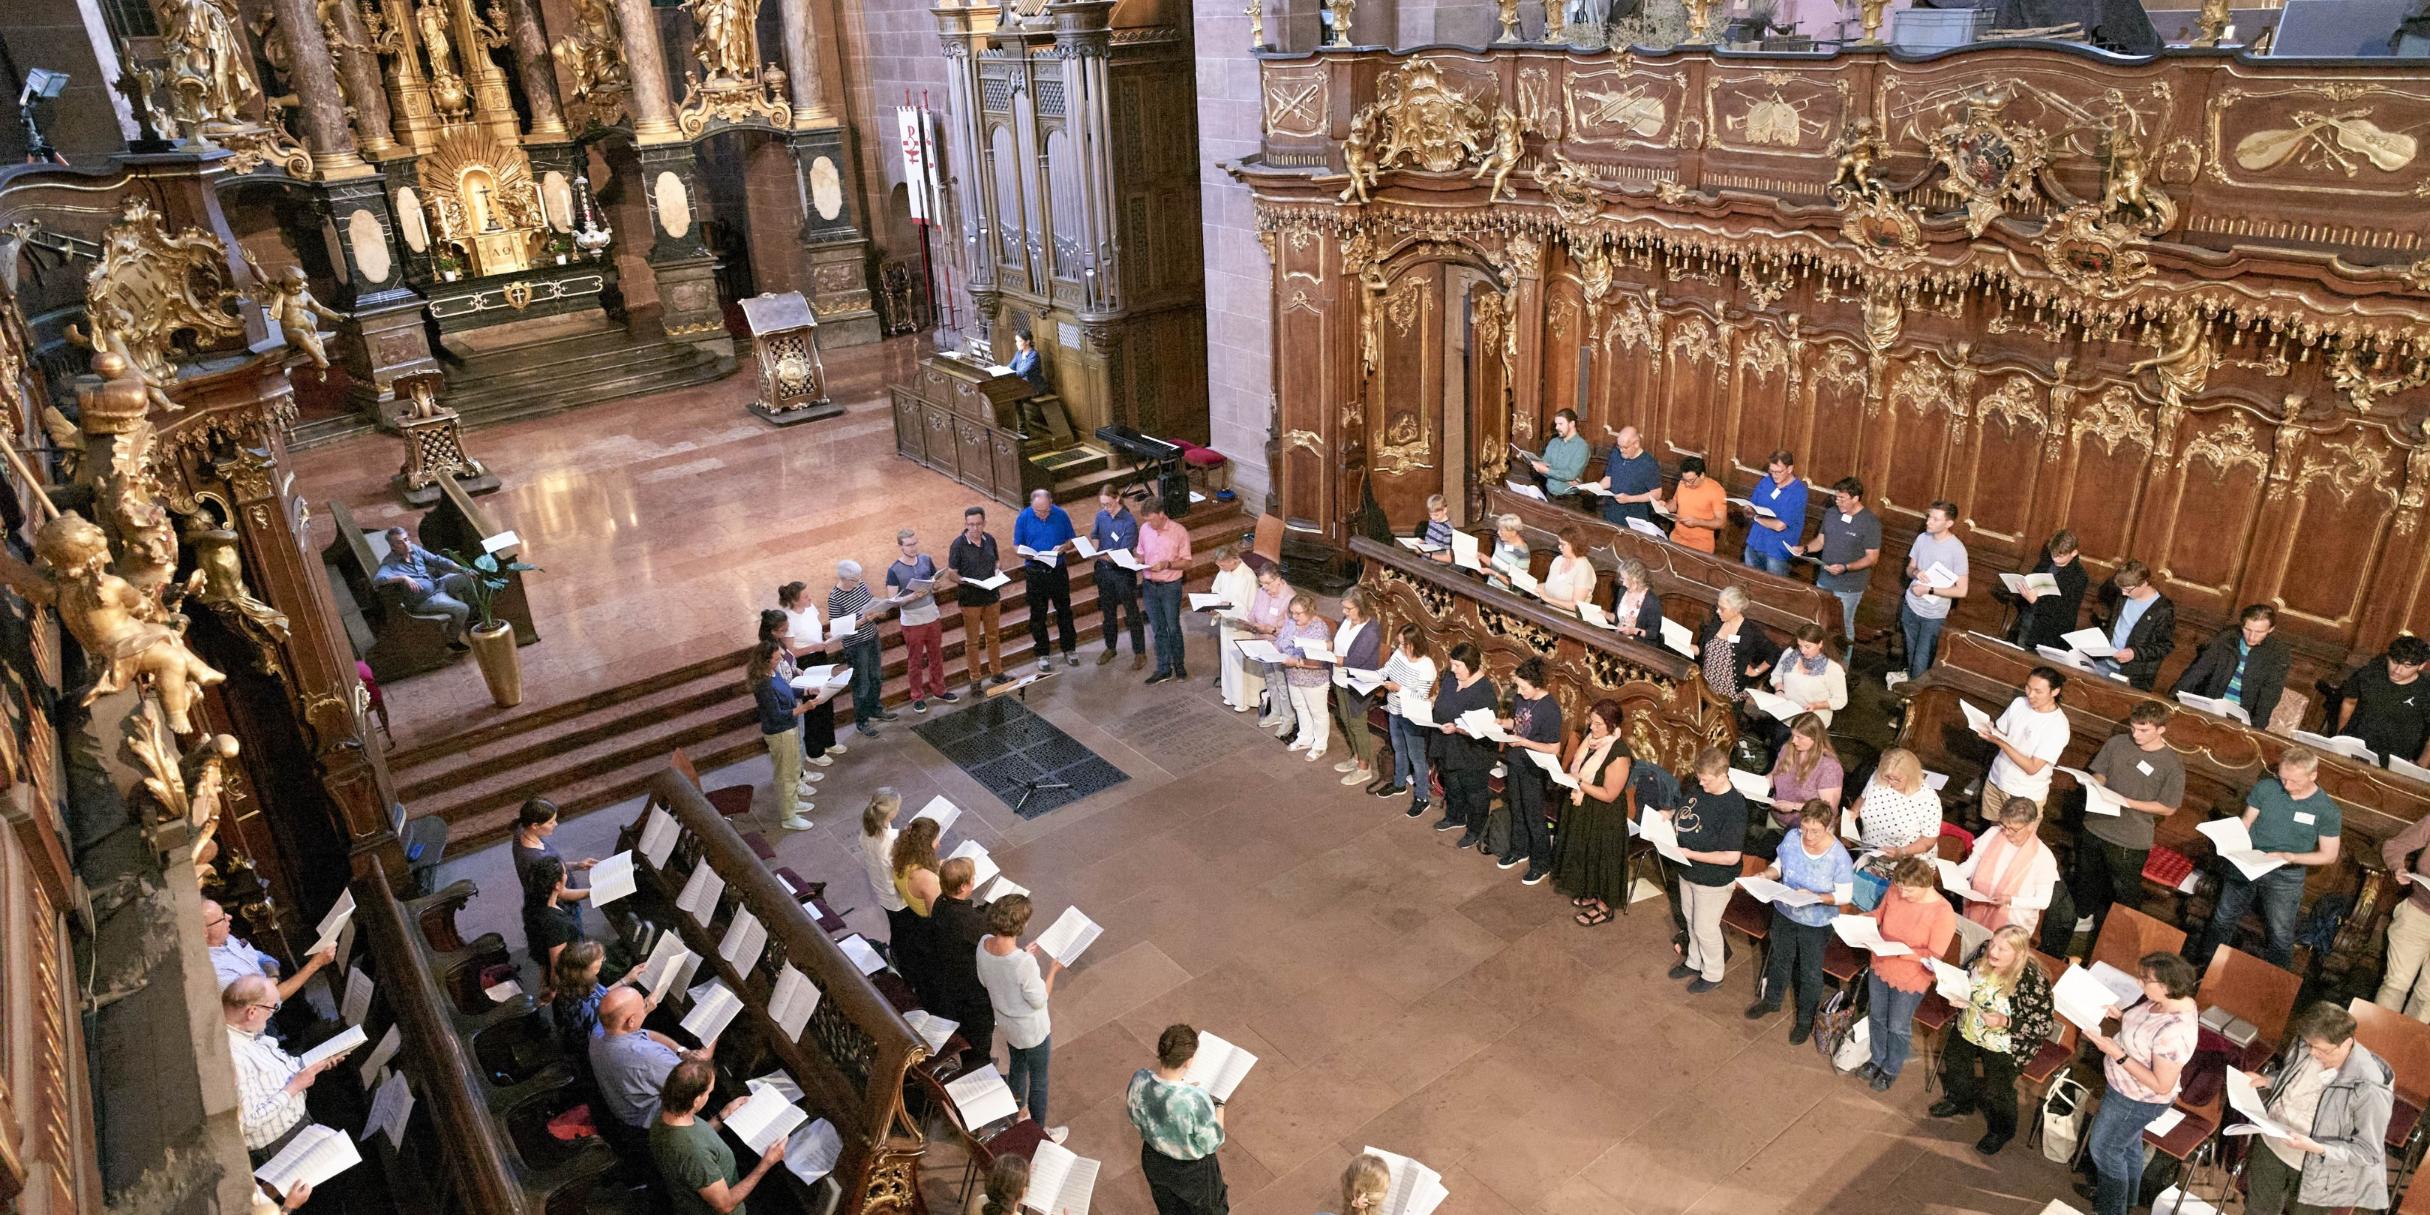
xmin=20 ymin=68 xmax=70 ymax=166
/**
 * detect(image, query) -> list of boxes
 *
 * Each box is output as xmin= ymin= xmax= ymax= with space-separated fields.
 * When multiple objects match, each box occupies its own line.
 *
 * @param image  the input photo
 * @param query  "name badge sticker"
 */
xmin=2294 ymin=811 xmax=2317 ymax=826
xmin=2136 ymin=761 xmax=2155 ymax=776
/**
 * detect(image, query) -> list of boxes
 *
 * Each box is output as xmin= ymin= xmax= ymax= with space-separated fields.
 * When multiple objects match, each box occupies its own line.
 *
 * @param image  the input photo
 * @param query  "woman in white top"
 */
xmin=1376 ymin=625 xmax=1439 ymax=814
xmin=1768 ymin=623 xmax=1850 ymax=727
xmin=1978 ymin=665 xmax=2072 ymax=823
xmin=1538 ymin=526 xmax=1599 ymax=611
xmin=1487 ymin=515 xmax=1530 ymax=589
xmin=975 ymin=894 xmax=1068 ymax=1143
xmin=1853 ymin=746 xmax=1943 ymax=861
xmin=859 ymin=788 xmax=909 ymax=944
xmin=773 ymin=588 xmax=845 ymax=764
xmin=1207 ymin=546 xmax=1261 ymax=713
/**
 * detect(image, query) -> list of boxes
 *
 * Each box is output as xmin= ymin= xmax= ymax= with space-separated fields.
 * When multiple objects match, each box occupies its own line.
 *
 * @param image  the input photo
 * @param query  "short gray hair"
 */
xmin=837 ymin=559 xmax=863 ymax=580
xmin=1717 ymin=585 xmax=1749 ymax=612
xmin=1496 ymin=513 xmax=1523 ymax=534
xmin=1617 ymin=558 xmax=1648 ymax=589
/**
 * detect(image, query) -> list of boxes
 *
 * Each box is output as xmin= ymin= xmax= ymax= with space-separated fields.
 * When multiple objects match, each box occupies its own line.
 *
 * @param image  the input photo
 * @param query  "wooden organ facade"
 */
xmin=1238 ymin=42 xmax=2430 ymax=706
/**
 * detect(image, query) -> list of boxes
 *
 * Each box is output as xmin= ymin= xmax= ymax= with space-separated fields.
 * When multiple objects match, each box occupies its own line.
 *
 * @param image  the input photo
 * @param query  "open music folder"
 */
xmin=1024 ymin=1139 xmax=1103 ymax=1215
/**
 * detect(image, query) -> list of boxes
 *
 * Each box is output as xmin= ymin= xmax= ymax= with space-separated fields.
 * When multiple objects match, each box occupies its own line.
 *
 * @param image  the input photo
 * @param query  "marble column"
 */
xmin=614 ymin=0 xmax=681 ymax=143
xmin=501 ymin=0 xmax=568 ymax=137
xmin=777 ymin=0 xmax=834 ymax=125
xmin=270 ymin=0 xmax=374 ymax=178
xmin=329 ymin=0 xmax=400 ymax=155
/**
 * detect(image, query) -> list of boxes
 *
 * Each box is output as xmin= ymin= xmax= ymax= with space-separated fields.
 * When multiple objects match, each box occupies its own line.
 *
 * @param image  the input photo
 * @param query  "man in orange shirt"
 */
xmin=1669 ymin=455 xmax=1729 ymax=554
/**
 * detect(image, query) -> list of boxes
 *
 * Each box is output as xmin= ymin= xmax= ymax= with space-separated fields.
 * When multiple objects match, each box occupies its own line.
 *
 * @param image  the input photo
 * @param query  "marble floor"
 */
xmin=435 ymin=640 xmax=2096 ymax=1215
xmin=288 ymin=336 xmax=986 ymax=751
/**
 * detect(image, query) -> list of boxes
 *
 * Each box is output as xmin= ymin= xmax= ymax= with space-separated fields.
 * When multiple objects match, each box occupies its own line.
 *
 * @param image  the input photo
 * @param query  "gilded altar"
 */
xmin=1242 ymin=42 xmax=2430 ymax=711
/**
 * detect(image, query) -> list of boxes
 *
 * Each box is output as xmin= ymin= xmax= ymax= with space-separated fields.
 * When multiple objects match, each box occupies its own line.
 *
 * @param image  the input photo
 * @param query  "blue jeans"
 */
xmin=1866 ymin=972 xmax=1927 ymax=1079
xmin=1829 ymin=589 xmax=1863 ymax=640
xmin=2197 ymin=864 xmax=2306 ymax=969
xmin=1142 ymin=578 xmax=1186 ymax=675
xmin=1387 ymin=713 xmax=1433 ymax=803
xmin=1898 ymin=601 xmax=1945 ymax=678
xmin=844 ymin=637 xmax=884 ymax=723
xmin=2087 ymin=1090 xmax=2171 ymax=1215
xmin=1743 ymin=549 xmax=1790 ymax=577
xmin=1006 ymin=1035 xmax=1052 ymax=1126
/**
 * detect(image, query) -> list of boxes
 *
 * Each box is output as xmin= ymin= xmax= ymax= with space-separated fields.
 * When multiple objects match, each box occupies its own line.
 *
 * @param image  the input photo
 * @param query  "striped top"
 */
xmin=827 ymin=582 xmax=878 ymax=647
xmin=1381 ymin=651 xmax=1436 ymax=716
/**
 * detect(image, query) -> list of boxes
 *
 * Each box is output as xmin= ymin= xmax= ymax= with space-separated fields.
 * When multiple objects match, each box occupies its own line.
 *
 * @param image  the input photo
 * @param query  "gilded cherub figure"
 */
xmin=1339 ymin=106 xmax=1379 ymax=205
xmin=2127 ymin=312 xmax=2215 ymax=410
xmin=1828 ymin=116 xmax=1887 ymax=203
xmin=2097 ymin=137 xmax=2179 ymax=234
xmin=246 ymin=258 xmax=345 ymax=375
xmin=5 ymin=513 xmax=227 ymax=734
xmin=1472 ymin=106 xmax=1525 ymax=203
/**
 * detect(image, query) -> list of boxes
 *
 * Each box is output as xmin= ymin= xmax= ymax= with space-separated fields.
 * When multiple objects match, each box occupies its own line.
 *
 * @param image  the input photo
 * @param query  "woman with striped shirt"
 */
xmin=1375 ymin=626 xmax=1437 ymax=815
xmin=1275 ymin=595 xmax=1335 ymax=762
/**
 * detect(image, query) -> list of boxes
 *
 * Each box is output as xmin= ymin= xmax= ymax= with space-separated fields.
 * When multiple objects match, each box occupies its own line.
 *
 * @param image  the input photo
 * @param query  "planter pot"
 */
xmin=441 ymin=270 xmax=460 ymax=282
xmin=555 ymin=254 xmax=568 ymax=265
xmin=467 ymin=621 xmax=522 ymax=707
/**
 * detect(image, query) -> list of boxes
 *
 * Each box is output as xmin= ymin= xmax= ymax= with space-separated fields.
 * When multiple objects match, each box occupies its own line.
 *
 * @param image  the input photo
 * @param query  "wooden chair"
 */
xmin=1250 ymin=513 xmax=1286 ymax=570
xmin=2196 ymin=944 xmax=2302 ymax=1055
xmin=2350 ymin=999 xmax=2430 ymax=1197
xmin=1910 ymin=934 xmax=1968 ymax=1093
xmin=671 ymin=746 xmax=755 ymax=820
xmin=2090 ymin=904 xmax=2188 ymax=973
xmin=1720 ymin=854 xmax=1776 ymax=954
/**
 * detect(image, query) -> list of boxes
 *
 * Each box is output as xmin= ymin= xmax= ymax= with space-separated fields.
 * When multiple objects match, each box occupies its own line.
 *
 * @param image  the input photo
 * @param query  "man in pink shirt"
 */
xmin=1136 ymin=494 xmax=1194 ymax=685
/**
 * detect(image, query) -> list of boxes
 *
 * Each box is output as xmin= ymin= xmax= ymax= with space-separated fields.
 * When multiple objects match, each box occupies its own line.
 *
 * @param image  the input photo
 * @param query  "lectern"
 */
xmin=740 ymin=292 xmax=841 ymax=426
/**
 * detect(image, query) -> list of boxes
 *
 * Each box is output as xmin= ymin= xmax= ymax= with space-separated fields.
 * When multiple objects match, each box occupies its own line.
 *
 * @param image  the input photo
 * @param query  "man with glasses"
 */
xmin=222 ymin=975 xmax=330 ymax=1160
xmin=205 ymin=898 xmax=334 ymax=1000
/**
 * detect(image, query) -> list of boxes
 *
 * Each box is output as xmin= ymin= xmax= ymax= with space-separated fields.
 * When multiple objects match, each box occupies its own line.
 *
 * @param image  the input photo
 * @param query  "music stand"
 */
xmin=978 ymin=672 xmax=1071 ymax=810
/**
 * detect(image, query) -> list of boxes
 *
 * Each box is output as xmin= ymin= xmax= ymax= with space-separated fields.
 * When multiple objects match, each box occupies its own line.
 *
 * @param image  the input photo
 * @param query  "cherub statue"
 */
xmin=186 ymin=525 xmax=291 ymax=641
xmin=4 ymin=512 xmax=226 ymax=734
xmin=1472 ymin=106 xmax=1525 ymax=203
xmin=1828 ymin=117 xmax=1886 ymax=203
xmin=2097 ymin=138 xmax=2178 ymax=234
xmin=1339 ymin=106 xmax=1379 ymax=204
xmin=245 ymin=258 xmax=344 ymax=375
xmin=66 ymin=310 xmax=182 ymax=414
xmin=2127 ymin=312 xmax=2215 ymax=409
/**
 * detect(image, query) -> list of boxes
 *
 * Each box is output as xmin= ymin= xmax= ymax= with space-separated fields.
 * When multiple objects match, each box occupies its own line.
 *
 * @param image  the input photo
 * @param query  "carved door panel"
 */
xmin=2141 ymin=409 xmax=2275 ymax=623
xmin=1368 ymin=264 xmax=1445 ymax=527
xmin=1877 ymin=356 xmax=1961 ymax=532
xmin=2051 ymin=385 xmax=2159 ymax=575
xmin=1801 ymin=341 xmax=1870 ymax=489
xmin=992 ymin=432 xmax=1025 ymax=498
xmin=955 ymin=417 xmax=993 ymax=492
xmin=1276 ymin=268 xmax=1331 ymax=528
xmin=1542 ymin=282 xmax=1583 ymax=435
xmin=922 ymin=403 xmax=959 ymax=478
xmin=1658 ymin=310 xmax=1728 ymax=459
xmin=893 ymin=389 xmax=925 ymax=462
xmin=2266 ymin=428 xmax=2404 ymax=637
xmin=1958 ymin=371 xmax=2051 ymax=561
xmin=1726 ymin=322 xmax=1795 ymax=485
xmin=1594 ymin=294 xmax=1662 ymax=446
xmin=1469 ymin=280 xmax=1512 ymax=495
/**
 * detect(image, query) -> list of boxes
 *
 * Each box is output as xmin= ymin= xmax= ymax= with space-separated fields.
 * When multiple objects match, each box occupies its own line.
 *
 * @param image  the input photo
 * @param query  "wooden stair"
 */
xmin=389 ymin=498 xmax=1252 ymax=847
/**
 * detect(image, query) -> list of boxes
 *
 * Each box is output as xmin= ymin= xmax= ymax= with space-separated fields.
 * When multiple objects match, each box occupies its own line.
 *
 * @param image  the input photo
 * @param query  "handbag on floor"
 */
xmin=1829 ymin=1017 xmax=1872 ymax=1074
xmin=1813 ymin=972 xmax=1871 ymax=1070
xmin=2040 ymin=1074 xmax=2091 ymax=1164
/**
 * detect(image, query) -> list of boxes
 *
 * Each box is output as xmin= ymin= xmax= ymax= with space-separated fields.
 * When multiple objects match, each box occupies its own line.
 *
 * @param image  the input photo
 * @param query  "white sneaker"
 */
xmin=1884 ymin=671 xmax=1908 ymax=690
xmin=1038 ymin=658 xmax=1054 ymax=673
xmin=1305 ymin=749 xmax=1326 ymax=763
xmin=798 ymin=769 xmax=824 ymax=782
xmin=1342 ymin=766 xmax=1374 ymax=786
xmin=808 ymin=753 xmax=834 ymax=767
xmin=1045 ymin=1126 xmax=1069 ymax=1144
xmin=1334 ymin=759 xmax=1361 ymax=773
xmin=780 ymin=815 xmax=814 ymax=831
xmin=828 ymin=742 xmax=848 ymax=756
xmin=1286 ymin=737 xmax=1309 ymax=752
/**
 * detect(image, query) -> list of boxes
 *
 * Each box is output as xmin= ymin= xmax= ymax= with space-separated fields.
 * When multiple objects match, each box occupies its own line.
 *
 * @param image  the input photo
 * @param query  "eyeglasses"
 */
xmin=250 ymin=1001 xmax=281 ymax=1012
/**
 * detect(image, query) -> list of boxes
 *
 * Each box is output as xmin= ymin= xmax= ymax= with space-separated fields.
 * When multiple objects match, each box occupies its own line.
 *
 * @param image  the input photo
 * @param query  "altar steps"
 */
xmin=441 ymin=329 xmax=734 ymax=430
xmin=387 ymin=497 xmax=1250 ymax=847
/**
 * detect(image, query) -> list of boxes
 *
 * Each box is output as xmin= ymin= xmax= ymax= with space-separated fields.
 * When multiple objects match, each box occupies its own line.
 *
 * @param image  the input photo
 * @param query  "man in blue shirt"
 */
xmin=1013 ymin=489 xmax=1080 ymax=672
xmin=1742 ymin=450 xmax=1809 ymax=577
xmin=1598 ymin=425 xmax=1664 ymax=528
xmin=373 ymin=526 xmax=475 ymax=646
xmin=2093 ymin=560 xmax=2176 ymax=690
xmin=1089 ymin=486 xmax=1147 ymax=669
xmin=1527 ymin=409 xmax=1591 ymax=500
xmin=589 ymin=988 xmax=713 ymax=1133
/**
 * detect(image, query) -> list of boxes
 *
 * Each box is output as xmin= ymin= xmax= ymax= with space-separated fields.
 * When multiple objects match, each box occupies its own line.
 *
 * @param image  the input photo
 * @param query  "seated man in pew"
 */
xmin=373 ymin=526 xmax=476 ymax=650
xmin=2334 ymin=634 xmax=2430 ymax=768
xmin=652 ymin=1060 xmax=784 ymax=1215
xmin=593 ymin=986 xmax=718 ymax=1138
xmin=2188 ymin=746 xmax=2342 ymax=972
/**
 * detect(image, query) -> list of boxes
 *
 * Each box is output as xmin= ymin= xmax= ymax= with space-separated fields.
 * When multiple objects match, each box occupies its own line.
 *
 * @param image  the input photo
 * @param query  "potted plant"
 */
xmin=433 ymin=248 xmax=464 ymax=282
xmin=544 ymin=230 xmax=575 ymax=266
xmin=447 ymin=547 xmax=541 ymax=707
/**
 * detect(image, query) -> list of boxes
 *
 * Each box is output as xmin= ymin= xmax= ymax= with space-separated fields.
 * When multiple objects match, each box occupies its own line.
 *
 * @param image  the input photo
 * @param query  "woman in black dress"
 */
xmin=1554 ymin=699 xmax=1635 ymax=927
xmin=521 ymin=853 xmax=579 ymax=987
xmin=2011 ymin=529 xmax=2088 ymax=653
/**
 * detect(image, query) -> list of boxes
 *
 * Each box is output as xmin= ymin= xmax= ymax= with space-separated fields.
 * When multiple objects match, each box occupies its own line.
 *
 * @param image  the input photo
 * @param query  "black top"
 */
xmin=2343 ymin=658 xmax=2430 ymax=763
xmin=1510 ymin=692 xmax=1562 ymax=782
xmin=928 ymin=894 xmax=993 ymax=1012
xmin=1693 ymin=617 xmax=1783 ymax=685
xmin=2094 ymin=585 xmax=2178 ymax=690
xmin=1673 ymin=786 xmax=1749 ymax=887
xmin=524 ymin=902 xmax=579 ymax=970
xmin=948 ymin=532 xmax=1002 ymax=607
xmin=2015 ymin=551 xmax=2089 ymax=652
xmin=2171 ymin=628 xmax=2292 ymax=726
xmin=1615 ymin=587 xmax=1665 ymax=638
xmin=1431 ymin=674 xmax=1502 ymax=772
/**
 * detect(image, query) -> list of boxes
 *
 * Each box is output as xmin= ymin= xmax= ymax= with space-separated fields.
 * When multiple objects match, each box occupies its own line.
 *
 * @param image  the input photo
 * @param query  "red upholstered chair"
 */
xmin=671 ymin=746 xmax=754 ymax=819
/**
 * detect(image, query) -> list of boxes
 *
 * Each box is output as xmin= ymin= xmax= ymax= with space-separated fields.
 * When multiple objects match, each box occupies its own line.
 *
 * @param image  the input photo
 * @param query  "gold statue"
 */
xmin=1856 ymin=0 xmax=1890 ymax=44
xmin=14 ymin=513 xmax=226 ymax=734
xmin=246 ymin=259 xmax=346 ymax=374
xmin=41 ymin=404 xmax=81 ymax=480
xmin=1245 ymin=0 xmax=1264 ymax=49
xmin=551 ymin=0 xmax=628 ymax=109
xmin=1494 ymin=0 xmax=1522 ymax=43
xmin=417 ymin=0 xmax=457 ymax=80
xmin=76 ymin=351 xmax=179 ymax=431
xmin=1827 ymin=116 xmax=1887 ymax=203
xmin=1338 ymin=106 xmax=1379 ymax=204
xmin=2127 ymin=312 xmax=2215 ymax=410
xmin=155 ymin=0 xmax=259 ymax=131
xmin=1540 ymin=0 xmax=1565 ymax=42
xmin=2097 ymin=137 xmax=2179 ymax=234
xmin=1471 ymin=106 xmax=1525 ymax=203
xmin=2193 ymin=0 xmax=2232 ymax=46
xmin=1325 ymin=0 xmax=1355 ymax=46
xmin=690 ymin=0 xmax=759 ymax=81
xmin=186 ymin=524 xmax=292 ymax=655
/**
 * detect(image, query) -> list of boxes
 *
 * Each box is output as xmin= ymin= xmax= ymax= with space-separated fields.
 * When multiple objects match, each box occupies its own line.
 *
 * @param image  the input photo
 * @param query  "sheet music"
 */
xmin=357 ymin=1024 xmax=401 ymax=1088
xmin=1725 ymin=767 xmax=1772 ymax=801
xmin=254 ymin=1124 xmax=363 ymax=1193
xmin=680 ymin=981 xmax=743 ymax=1042
xmin=2223 ymin=1069 xmax=2301 ymax=1140
xmin=341 ymin=966 xmax=374 ymax=1026
xmin=1959 ymin=699 xmax=1996 ymax=736
xmin=2172 ymin=691 xmax=2252 ymax=724
xmin=1923 ymin=770 xmax=1951 ymax=792
xmin=1035 ymin=906 xmax=1103 ymax=967
xmin=363 ymin=1069 xmax=414 ymax=1151
xmin=1921 ymin=562 xmax=1959 ymax=590
xmin=1397 ymin=536 xmax=1447 ymax=554
xmin=2196 ymin=817 xmax=2287 ymax=880
xmin=784 ymin=1118 xmax=844 ymax=1183
xmin=1829 ymin=914 xmax=1912 ymax=957
xmin=1455 ymin=707 xmax=1509 ymax=742
xmin=1746 ymin=687 xmax=1806 ymax=723
xmin=903 ymin=1010 xmax=958 ymax=1054
xmin=913 ymin=796 xmax=961 ymax=836
xmin=1025 ymin=1139 xmax=1103 ymax=1215
xmin=1071 ymin=536 xmax=1099 ymax=560
xmin=720 ymin=909 xmax=767 ymax=971
xmin=1449 ymin=530 xmax=1482 ymax=570
xmin=1298 ymin=639 xmax=1337 ymax=663
xmin=1362 ymin=1145 xmax=1450 ymax=1215
xmin=2393 ymin=756 xmax=2430 ymax=785
xmin=2038 ymin=643 xmax=2097 ymax=672
xmin=1935 ymin=858 xmax=1987 ymax=903
xmin=771 ymin=963 xmax=821 ymax=1040
xmin=829 ymin=613 xmax=858 ymax=636
xmin=726 ymin=1085 xmax=811 ymax=1155
xmin=588 ymin=852 xmax=638 ymax=906
xmin=638 ymin=931 xmax=693 ymax=997
xmin=982 ymin=875 xmax=1029 ymax=902
xmin=676 ymin=864 xmax=725 ymax=925
xmin=1233 ymin=638 xmax=1289 ymax=664
xmin=837 ymin=934 xmax=887 ymax=976
xmin=1187 ymin=592 xmax=1234 ymax=611
xmin=1658 ymin=618 xmax=1694 ymax=657
xmin=1575 ymin=602 xmax=1617 ymax=630
xmin=483 ymin=978 xmax=523 ymax=1002
xmin=1736 ymin=875 xmax=1824 ymax=907
xmin=944 ymin=1063 xmax=1021 ymax=1129
xmin=1396 ymin=689 xmax=1436 ymax=727
xmin=946 ymin=840 xmax=1001 ymax=891
xmin=1635 ymin=808 xmax=1689 ymax=865
xmin=967 ymin=570 xmax=1012 ymax=590
xmin=748 ymin=1071 xmax=803 ymax=1103
xmin=2051 ymin=964 xmax=2120 ymax=1032
xmin=311 ymin=890 xmax=356 ymax=956
xmin=1524 ymin=747 xmax=1579 ymax=790
xmin=639 ymin=806 xmax=680 ymax=868
xmin=2086 ymin=961 xmax=2144 ymax=1006
xmin=1109 ymin=549 xmax=1147 ymax=571
xmin=1575 ymin=481 xmax=1612 ymax=497
xmin=1182 ymin=1032 xmax=1260 ymax=1102
xmin=2057 ymin=767 xmax=2125 ymax=816
xmin=1503 ymin=480 xmax=1548 ymax=502
xmin=300 ymin=1024 xmax=368 ymax=1071
xmin=2062 ymin=628 xmax=2118 ymax=659
xmin=1625 ymin=517 xmax=1666 ymax=539
xmin=1344 ymin=668 xmax=1388 ymax=695
xmin=1015 ymin=546 xmax=1062 ymax=570
xmin=1930 ymin=958 xmax=1974 ymax=1005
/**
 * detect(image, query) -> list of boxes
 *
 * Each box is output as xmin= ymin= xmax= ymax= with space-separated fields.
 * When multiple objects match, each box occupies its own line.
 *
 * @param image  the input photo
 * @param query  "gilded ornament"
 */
xmin=550 ymin=0 xmax=628 ymax=123
xmin=2097 ymin=137 xmax=2179 ymax=235
xmin=1325 ymin=0 xmax=1355 ymax=46
xmin=1338 ymin=106 xmax=1379 ymax=204
xmin=1472 ymin=106 xmax=1525 ymax=203
xmin=5 ymin=513 xmax=226 ymax=735
xmin=2070 ymin=386 xmax=2153 ymax=459
xmin=1837 ymin=189 xmax=1927 ymax=270
xmin=1855 ymin=0 xmax=1890 ymax=44
xmin=1283 ymin=429 xmax=1324 ymax=456
xmin=2325 ymin=346 xmax=2422 ymax=415
xmin=153 ymin=0 xmax=258 ymax=132
xmin=2178 ymin=415 xmax=2269 ymax=482
xmin=244 ymin=257 xmax=346 ymax=375
xmin=2293 ymin=433 xmax=2396 ymax=507
xmin=1372 ymin=60 xmax=1490 ymax=176
xmin=1264 ymin=77 xmax=1324 ymax=137
xmin=1493 ymin=0 xmax=1521 ymax=43
xmin=2034 ymin=205 xmax=2154 ymax=301
xmin=185 ymin=522 xmax=291 ymax=672
xmin=1539 ymin=0 xmax=1565 ymax=43
xmin=1531 ymin=149 xmax=1602 ymax=226
xmin=1564 ymin=77 xmax=1668 ymax=142
xmin=2126 ymin=313 xmax=2216 ymax=414
xmin=2191 ymin=0 xmax=2232 ymax=46
xmin=73 ymin=197 xmax=244 ymax=390
xmin=2235 ymin=112 xmax=2417 ymax=177
xmin=1244 ymin=0 xmax=1263 ymax=50
xmin=1928 ymin=87 xmax=2051 ymax=238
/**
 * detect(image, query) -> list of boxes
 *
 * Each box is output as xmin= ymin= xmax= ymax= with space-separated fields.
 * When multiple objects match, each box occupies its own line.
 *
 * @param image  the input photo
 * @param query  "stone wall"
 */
xmin=837 ymin=0 xmax=953 ymax=288
xmin=1195 ymin=7 xmax=1273 ymax=507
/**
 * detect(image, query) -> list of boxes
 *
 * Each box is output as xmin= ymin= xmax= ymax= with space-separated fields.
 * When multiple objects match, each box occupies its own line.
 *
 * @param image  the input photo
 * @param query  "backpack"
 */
xmin=1628 ymin=759 xmax=1682 ymax=816
xmin=1812 ymin=967 xmax=1871 ymax=1069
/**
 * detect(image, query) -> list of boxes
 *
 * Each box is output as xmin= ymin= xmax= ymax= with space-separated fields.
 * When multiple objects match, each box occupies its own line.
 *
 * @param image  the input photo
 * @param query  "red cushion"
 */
xmin=1183 ymin=447 xmax=1227 ymax=468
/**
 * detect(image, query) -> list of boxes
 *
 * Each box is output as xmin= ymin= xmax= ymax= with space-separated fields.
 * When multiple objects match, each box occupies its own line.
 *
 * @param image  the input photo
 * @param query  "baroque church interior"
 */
xmin=7 ymin=0 xmax=2430 ymax=1214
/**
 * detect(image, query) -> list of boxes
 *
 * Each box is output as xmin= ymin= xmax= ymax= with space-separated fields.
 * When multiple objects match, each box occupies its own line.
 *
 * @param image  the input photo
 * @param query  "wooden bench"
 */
xmin=323 ymin=498 xmax=461 ymax=682
xmin=416 ymin=474 xmax=539 ymax=646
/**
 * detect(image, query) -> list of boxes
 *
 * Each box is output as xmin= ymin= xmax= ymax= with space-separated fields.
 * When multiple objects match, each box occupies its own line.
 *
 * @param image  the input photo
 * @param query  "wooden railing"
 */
xmin=1353 ymin=536 xmax=1735 ymax=774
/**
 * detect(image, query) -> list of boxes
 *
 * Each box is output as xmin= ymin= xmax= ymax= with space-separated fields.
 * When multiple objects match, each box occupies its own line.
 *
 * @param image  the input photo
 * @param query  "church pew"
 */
xmin=619 ymin=769 xmax=931 ymax=1211
xmin=323 ymin=498 xmax=460 ymax=682
xmin=1895 ymin=628 xmax=2430 ymax=980
xmin=416 ymin=474 xmax=539 ymax=646
xmin=1351 ymin=536 xmax=1736 ymax=777
xmin=1482 ymin=485 xmax=1841 ymax=641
